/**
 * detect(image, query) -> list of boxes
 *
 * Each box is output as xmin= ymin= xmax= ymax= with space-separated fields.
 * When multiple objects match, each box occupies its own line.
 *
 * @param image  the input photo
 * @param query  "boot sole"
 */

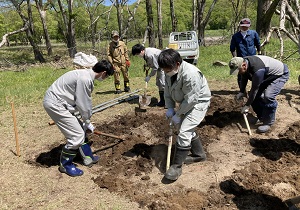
xmin=59 ymin=167 xmax=83 ymax=177
xmin=184 ymin=156 xmax=206 ymax=164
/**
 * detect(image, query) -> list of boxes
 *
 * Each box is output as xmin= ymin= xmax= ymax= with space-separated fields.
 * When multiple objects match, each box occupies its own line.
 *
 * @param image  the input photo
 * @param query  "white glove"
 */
xmin=172 ymin=115 xmax=181 ymax=125
xmin=241 ymin=106 xmax=250 ymax=114
xmin=235 ymin=92 xmax=245 ymax=101
xmin=144 ymin=76 xmax=151 ymax=83
xmin=84 ymin=122 xmax=95 ymax=133
xmin=166 ymin=108 xmax=175 ymax=118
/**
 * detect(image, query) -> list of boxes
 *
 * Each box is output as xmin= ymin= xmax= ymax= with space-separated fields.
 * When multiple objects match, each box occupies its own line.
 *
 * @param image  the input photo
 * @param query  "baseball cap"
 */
xmin=229 ymin=57 xmax=244 ymax=75
xmin=111 ymin=30 xmax=119 ymax=37
xmin=239 ymin=18 xmax=251 ymax=27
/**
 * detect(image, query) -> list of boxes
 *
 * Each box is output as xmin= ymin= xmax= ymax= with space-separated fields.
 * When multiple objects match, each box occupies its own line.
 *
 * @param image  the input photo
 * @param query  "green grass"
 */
xmin=197 ymin=39 xmax=300 ymax=85
xmin=0 ymin=38 xmax=299 ymax=111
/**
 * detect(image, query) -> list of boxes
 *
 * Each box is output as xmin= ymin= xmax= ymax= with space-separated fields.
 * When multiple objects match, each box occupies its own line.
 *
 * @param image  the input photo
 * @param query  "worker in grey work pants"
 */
xmin=158 ymin=49 xmax=211 ymax=181
xmin=43 ymin=60 xmax=115 ymax=177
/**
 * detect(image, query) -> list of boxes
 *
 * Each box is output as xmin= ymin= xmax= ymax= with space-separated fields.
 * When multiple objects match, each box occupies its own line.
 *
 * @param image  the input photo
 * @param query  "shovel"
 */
xmin=243 ymin=113 xmax=252 ymax=136
xmin=166 ymin=120 xmax=173 ymax=171
xmin=139 ymin=81 xmax=151 ymax=109
xmin=93 ymin=130 xmax=125 ymax=141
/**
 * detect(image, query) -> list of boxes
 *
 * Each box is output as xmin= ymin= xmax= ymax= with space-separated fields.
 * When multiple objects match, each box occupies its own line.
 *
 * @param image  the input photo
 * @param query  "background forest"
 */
xmin=0 ymin=0 xmax=299 ymax=65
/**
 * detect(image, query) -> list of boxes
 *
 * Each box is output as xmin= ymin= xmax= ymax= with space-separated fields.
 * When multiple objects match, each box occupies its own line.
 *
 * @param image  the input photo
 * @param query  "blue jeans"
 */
xmin=251 ymin=65 xmax=289 ymax=125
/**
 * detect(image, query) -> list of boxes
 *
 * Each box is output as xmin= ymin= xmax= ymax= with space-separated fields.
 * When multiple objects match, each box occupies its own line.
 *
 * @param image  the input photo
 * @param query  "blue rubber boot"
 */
xmin=79 ymin=141 xmax=99 ymax=167
xmin=59 ymin=147 xmax=83 ymax=177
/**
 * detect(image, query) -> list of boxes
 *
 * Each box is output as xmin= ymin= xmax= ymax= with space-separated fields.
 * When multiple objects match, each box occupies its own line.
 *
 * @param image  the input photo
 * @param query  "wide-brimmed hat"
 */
xmin=229 ymin=57 xmax=244 ymax=75
xmin=239 ymin=18 xmax=251 ymax=27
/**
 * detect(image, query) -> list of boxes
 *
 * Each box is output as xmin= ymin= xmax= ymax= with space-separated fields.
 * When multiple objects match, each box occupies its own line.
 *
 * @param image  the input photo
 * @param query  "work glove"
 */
xmin=171 ymin=115 xmax=181 ymax=125
xmin=166 ymin=108 xmax=175 ymax=118
xmin=83 ymin=122 xmax=95 ymax=133
xmin=241 ymin=106 xmax=250 ymax=114
xmin=235 ymin=92 xmax=245 ymax=101
xmin=125 ymin=60 xmax=130 ymax=67
xmin=144 ymin=76 xmax=151 ymax=83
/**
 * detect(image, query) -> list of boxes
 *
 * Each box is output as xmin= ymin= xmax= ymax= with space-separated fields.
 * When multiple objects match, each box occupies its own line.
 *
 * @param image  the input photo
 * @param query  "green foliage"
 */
xmin=197 ymin=39 xmax=300 ymax=86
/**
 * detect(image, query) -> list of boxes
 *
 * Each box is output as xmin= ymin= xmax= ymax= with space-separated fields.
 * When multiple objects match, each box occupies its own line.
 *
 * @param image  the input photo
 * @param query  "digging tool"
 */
xmin=93 ymin=130 xmax=125 ymax=141
xmin=139 ymin=81 xmax=151 ymax=109
xmin=139 ymin=66 xmax=151 ymax=109
xmin=48 ymin=93 xmax=140 ymax=125
xmin=243 ymin=113 xmax=252 ymax=135
xmin=166 ymin=120 xmax=173 ymax=171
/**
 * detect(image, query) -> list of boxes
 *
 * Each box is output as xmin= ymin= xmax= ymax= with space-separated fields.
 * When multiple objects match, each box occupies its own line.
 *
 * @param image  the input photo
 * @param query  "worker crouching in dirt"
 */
xmin=43 ymin=60 xmax=115 ymax=177
xmin=132 ymin=44 xmax=166 ymax=107
xmin=229 ymin=55 xmax=290 ymax=133
xmin=158 ymin=49 xmax=211 ymax=181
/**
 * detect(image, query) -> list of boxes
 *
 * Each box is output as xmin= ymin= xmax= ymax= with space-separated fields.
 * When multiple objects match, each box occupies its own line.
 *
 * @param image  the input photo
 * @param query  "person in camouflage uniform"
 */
xmin=107 ymin=30 xmax=131 ymax=94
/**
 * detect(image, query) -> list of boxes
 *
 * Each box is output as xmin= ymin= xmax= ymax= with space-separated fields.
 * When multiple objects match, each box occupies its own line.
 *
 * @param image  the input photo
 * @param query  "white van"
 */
xmin=168 ymin=31 xmax=199 ymax=65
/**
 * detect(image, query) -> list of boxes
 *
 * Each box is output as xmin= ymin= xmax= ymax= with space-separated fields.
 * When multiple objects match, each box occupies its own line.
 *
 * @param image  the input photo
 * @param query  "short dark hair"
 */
xmin=158 ymin=49 xmax=182 ymax=69
xmin=132 ymin=44 xmax=145 ymax=55
xmin=92 ymin=60 xmax=114 ymax=76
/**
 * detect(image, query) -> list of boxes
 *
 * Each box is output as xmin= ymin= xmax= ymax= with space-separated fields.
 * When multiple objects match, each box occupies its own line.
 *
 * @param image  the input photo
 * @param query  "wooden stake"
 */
xmin=11 ymin=102 xmax=20 ymax=157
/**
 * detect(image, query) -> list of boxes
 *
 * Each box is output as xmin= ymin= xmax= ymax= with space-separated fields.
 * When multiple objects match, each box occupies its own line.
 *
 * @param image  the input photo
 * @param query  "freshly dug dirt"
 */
xmin=1 ymin=80 xmax=299 ymax=210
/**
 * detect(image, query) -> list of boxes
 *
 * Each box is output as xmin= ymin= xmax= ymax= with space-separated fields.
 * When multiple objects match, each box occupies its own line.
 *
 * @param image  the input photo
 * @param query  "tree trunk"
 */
xmin=10 ymin=0 xmax=45 ymax=62
xmin=156 ymin=0 xmax=163 ymax=49
xmin=57 ymin=0 xmax=77 ymax=58
xmin=145 ymin=0 xmax=155 ymax=47
xmin=197 ymin=0 xmax=217 ymax=46
xmin=256 ymin=0 xmax=280 ymax=37
xmin=170 ymin=0 xmax=177 ymax=32
xmin=115 ymin=1 xmax=123 ymax=34
xmin=67 ymin=0 xmax=76 ymax=57
xmin=193 ymin=0 xmax=198 ymax=30
xmin=35 ymin=0 xmax=53 ymax=56
xmin=121 ymin=0 xmax=142 ymax=39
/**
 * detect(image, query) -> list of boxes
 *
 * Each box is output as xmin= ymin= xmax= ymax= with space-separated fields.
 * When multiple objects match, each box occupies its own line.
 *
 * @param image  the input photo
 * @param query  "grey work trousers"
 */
xmin=177 ymin=101 xmax=210 ymax=148
xmin=43 ymin=98 xmax=85 ymax=150
xmin=156 ymin=69 xmax=165 ymax=91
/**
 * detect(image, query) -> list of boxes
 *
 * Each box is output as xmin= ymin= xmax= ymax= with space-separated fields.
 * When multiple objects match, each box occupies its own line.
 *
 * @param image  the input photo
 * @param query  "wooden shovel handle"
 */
xmin=93 ymin=130 xmax=125 ymax=141
xmin=166 ymin=121 xmax=173 ymax=171
xmin=243 ymin=113 xmax=252 ymax=136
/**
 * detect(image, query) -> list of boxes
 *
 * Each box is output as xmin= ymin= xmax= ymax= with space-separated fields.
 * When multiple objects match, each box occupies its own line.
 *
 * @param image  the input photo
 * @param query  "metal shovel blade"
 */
xmin=139 ymin=94 xmax=151 ymax=108
xmin=139 ymin=81 xmax=151 ymax=108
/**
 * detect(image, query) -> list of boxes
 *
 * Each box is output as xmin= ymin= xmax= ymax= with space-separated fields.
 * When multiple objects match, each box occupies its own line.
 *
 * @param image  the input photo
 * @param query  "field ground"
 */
xmin=0 ymin=78 xmax=299 ymax=210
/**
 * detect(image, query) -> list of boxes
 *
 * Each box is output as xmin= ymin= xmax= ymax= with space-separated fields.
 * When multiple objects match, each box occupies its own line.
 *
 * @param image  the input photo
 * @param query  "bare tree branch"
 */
xmin=0 ymin=27 xmax=28 ymax=48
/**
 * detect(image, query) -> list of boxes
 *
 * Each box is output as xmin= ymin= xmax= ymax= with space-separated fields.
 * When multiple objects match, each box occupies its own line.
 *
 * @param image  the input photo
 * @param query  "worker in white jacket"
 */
xmin=158 ymin=48 xmax=211 ymax=181
xmin=43 ymin=60 xmax=114 ymax=177
xmin=132 ymin=44 xmax=165 ymax=107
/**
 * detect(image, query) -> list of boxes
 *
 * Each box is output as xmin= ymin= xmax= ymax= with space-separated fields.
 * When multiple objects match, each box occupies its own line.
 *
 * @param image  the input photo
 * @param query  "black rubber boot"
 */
xmin=164 ymin=146 xmax=190 ymax=181
xmin=156 ymin=91 xmax=165 ymax=107
xmin=124 ymin=81 xmax=130 ymax=92
xmin=184 ymin=134 xmax=206 ymax=164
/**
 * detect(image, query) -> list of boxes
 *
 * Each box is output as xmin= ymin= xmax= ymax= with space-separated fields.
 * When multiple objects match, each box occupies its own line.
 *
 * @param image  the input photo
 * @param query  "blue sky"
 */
xmin=103 ymin=0 xmax=137 ymax=6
